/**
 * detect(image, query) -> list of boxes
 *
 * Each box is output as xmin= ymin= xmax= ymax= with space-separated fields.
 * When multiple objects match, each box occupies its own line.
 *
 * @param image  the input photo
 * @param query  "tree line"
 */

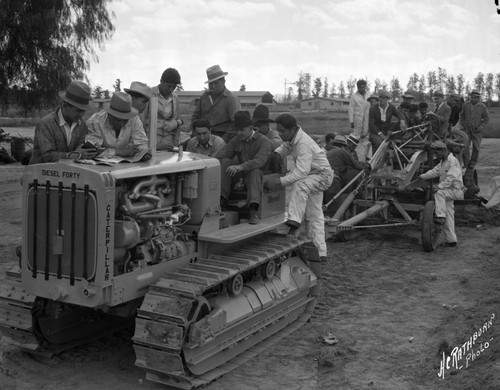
xmin=288 ymin=68 xmax=500 ymax=105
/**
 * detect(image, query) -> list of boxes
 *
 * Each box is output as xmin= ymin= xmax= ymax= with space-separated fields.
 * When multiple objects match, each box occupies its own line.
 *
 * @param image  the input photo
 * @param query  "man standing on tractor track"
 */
xmin=265 ymin=113 xmax=333 ymax=263
xmin=419 ymin=140 xmax=464 ymax=247
xmin=30 ymin=80 xmax=98 ymax=164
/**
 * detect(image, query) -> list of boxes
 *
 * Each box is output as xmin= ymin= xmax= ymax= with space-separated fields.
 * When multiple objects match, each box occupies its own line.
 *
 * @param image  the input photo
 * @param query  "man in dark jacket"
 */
xmin=30 ymin=81 xmax=97 ymax=164
xmin=368 ymin=89 xmax=406 ymax=152
xmin=191 ymin=65 xmax=241 ymax=143
xmin=219 ymin=111 xmax=272 ymax=224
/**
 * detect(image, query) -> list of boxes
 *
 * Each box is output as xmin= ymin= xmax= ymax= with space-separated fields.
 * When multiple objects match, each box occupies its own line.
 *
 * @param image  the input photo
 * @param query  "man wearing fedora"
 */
xmin=124 ymin=81 xmax=152 ymax=116
xmin=456 ymin=89 xmax=489 ymax=169
xmin=266 ymin=114 xmax=333 ymax=263
xmin=252 ymin=104 xmax=282 ymax=150
xmin=30 ymin=80 xmax=97 ymax=164
xmin=186 ymin=118 xmax=226 ymax=159
xmin=86 ymin=92 xmax=151 ymax=160
xmin=219 ymin=111 xmax=272 ymax=224
xmin=191 ymin=65 xmax=241 ymax=143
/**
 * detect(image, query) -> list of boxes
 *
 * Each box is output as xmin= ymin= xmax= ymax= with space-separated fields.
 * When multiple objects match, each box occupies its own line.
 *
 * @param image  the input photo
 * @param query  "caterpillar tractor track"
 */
xmin=0 ymin=145 xmax=320 ymax=388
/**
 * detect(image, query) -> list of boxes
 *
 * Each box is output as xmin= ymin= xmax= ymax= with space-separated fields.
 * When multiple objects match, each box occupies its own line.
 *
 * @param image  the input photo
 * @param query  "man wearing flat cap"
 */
xmin=432 ymin=90 xmax=451 ymax=138
xmin=456 ymin=89 xmax=489 ymax=169
xmin=86 ymin=92 xmax=151 ymax=161
xmin=419 ymin=140 xmax=464 ymax=247
xmin=368 ymin=89 xmax=406 ymax=152
xmin=252 ymin=104 xmax=282 ymax=150
xmin=219 ymin=110 xmax=272 ymax=224
xmin=191 ymin=65 xmax=241 ymax=143
xmin=30 ymin=80 xmax=98 ymax=164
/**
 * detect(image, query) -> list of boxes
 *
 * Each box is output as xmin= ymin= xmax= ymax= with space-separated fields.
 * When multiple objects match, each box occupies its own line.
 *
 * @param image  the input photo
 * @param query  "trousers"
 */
xmin=434 ymin=187 xmax=464 ymax=243
xmin=287 ymin=170 xmax=333 ymax=257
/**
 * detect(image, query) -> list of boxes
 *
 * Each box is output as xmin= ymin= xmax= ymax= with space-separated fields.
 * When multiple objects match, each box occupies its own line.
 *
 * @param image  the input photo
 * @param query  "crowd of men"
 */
xmin=30 ymin=65 xmax=334 ymax=262
xmin=30 ymin=69 xmax=490 ymax=255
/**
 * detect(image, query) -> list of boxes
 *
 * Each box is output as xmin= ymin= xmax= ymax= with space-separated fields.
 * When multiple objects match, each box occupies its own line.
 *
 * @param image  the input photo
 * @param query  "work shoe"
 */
xmin=220 ymin=197 xmax=230 ymax=211
xmin=248 ymin=204 xmax=259 ymax=225
xmin=434 ymin=217 xmax=445 ymax=225
xmin=447 ymin=242 xmax=457 ymax=247
xmin=286 ymin=225 xmax=299 ymax=238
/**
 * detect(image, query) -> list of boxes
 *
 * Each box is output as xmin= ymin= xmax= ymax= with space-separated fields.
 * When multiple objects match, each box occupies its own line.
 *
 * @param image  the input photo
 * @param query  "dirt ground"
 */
xmin=0 ymin=137 xmax=498 ymax=390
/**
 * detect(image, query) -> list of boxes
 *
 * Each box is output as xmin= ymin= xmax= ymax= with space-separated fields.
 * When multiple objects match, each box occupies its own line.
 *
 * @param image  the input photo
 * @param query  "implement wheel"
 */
xmin=421 ymin=200 xmax=442 ymax=252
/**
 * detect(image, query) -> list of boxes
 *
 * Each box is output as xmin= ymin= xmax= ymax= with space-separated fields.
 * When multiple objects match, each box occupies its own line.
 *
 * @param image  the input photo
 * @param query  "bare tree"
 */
xmin=446 ymin=75 xmax=456 ymax=94
xmin=322 ymin=77 xmax=329 ymax=98
xmin=329 ymin=82 xmax=336 ymax=98
xmin=390 ymin=76 xmax=401 ymax=101
xmin=485 ymin=73 xmax=494 ymax=105
xmin=338 ymin=81 xmax=346 ymax=98
xmin=113 ymin=78 xmax=121 ymax=92
xmin=313 ymin=77 xmax=322 ymax=98
xmin=457 ymin=74 xmax=465 ymax=96
xmin=474 ymin=72 xmax=485 ymax=97
xmin=346 ymin=76 xmax=356 ymax=97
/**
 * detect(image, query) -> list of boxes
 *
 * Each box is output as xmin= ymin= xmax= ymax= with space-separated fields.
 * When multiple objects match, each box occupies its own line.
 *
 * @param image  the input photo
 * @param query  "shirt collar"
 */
xmin=57 ymin=107 xmax=69 ymax=127
xmin=195 ymin=136 xmax=213 ymax=148
xmin=244 ymin=130 xmax=256 ymax=142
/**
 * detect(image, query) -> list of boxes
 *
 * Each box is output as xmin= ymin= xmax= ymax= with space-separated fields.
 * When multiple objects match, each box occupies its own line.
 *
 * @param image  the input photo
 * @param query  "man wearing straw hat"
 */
xmin=124 ymin=81 xmax=152 ymax=116
xmin=86 ymin=92 xmax=151 ymax=161
xmin=191 ymin=65 xmax=241 ymax=143
xmin=30 ymin=80 xmax=97 ymax=164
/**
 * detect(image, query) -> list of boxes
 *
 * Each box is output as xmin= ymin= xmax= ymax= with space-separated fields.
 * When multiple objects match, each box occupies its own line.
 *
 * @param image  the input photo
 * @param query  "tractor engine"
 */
xmin=113 ymin=174 xmax=195 ymax=275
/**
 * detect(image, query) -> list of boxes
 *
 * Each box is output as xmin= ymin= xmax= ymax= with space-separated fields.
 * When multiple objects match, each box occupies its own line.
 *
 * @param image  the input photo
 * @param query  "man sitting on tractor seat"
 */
xmin=219 ymin=111 xmax=272 ymax=224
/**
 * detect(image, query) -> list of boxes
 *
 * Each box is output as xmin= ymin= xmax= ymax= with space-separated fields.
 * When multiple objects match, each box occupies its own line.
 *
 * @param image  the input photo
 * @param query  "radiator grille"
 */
xmin=27 ymin=180 xmax=98 ymax=283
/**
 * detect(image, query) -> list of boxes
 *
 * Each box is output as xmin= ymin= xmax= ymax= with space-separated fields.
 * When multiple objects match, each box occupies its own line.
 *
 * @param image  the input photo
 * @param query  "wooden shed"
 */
xmin=300 ymin=97 xmax=350 ymax=112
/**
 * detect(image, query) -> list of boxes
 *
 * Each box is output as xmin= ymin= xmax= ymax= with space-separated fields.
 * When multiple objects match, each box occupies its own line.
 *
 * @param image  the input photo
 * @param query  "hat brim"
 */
xmin=105 ymin=106 xmax=138 ymax=120
xmin=205 ymin=72 xmax=228 ymax=84
xmin=124 ymin=88 xmax=152 ymax=99
xmin=59 ymin=91 xmax=95 ymax=111
xmin=347 ymin=139 xmax=359 ymax=145
xmin=253 ymin=119 xmax=275 ymax=125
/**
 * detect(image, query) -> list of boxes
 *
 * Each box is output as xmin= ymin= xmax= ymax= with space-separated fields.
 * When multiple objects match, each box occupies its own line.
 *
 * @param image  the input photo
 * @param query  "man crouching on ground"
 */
xmin=419 ymin=140 xmax=464 ymax=247
xmin=265 ymin=113 xmax=333 ymax=263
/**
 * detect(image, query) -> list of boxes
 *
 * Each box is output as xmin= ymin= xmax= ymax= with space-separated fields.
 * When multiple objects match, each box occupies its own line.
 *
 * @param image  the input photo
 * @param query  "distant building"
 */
xmin=300 ymin=97 xmax=350 ymax=112
xmin=177 ymin=91 xmax=276 ymax=114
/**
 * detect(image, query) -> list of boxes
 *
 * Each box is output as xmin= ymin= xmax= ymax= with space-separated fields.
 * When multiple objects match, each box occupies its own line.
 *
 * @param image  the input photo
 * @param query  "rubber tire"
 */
xmin=421 ymin=200 xmax=442 ymax=252
xmin=228 ymin=274 xmax=244 ymax=296
xmin=334 ymin=194 xmax=353 ymax=243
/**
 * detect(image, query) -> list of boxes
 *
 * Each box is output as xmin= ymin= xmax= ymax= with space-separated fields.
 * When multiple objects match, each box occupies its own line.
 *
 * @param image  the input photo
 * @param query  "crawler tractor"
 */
xmin=0 ymin=99 xmax=320 ymax=388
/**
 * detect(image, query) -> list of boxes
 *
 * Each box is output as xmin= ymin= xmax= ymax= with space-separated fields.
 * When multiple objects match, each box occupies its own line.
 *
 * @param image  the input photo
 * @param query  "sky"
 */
xmin=86 ymin=0 xmax=500 ymax=99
